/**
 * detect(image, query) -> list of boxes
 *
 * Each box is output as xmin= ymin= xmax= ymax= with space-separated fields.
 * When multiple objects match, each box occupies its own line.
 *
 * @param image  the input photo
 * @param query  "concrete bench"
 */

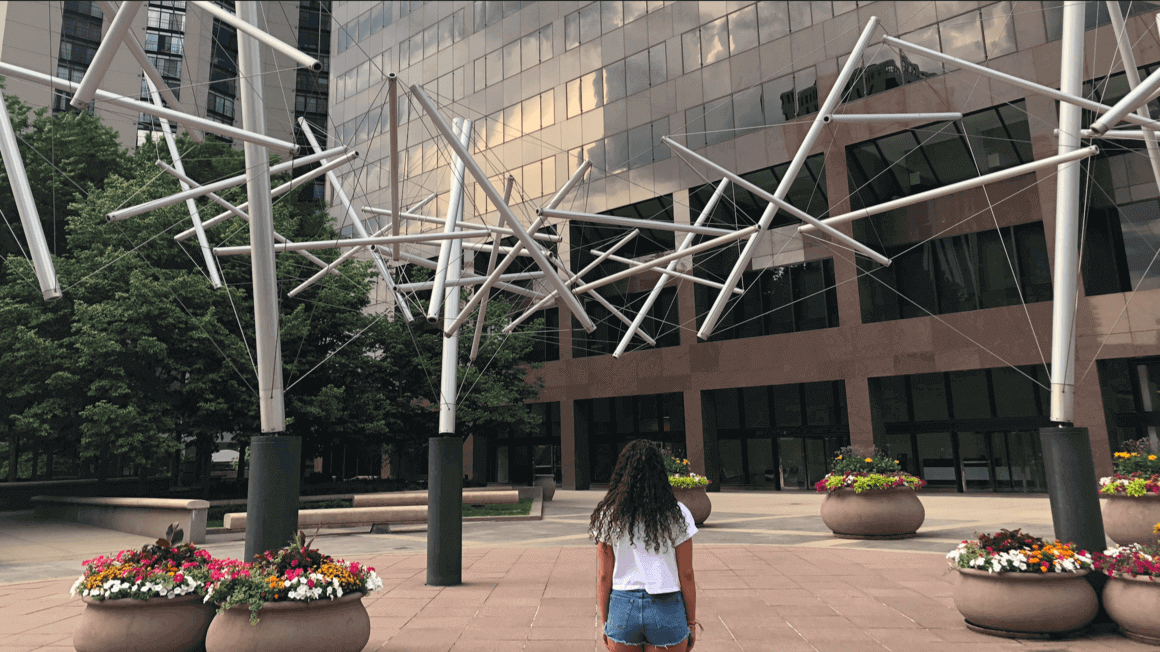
xmin=352 ymin=490 xmax=519 ymax=507
xmin=32 ymin=496 xmax=209 ymax=543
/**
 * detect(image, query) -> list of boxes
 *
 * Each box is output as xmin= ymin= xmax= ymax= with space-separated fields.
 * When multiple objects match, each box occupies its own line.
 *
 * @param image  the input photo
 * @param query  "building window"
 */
xmin=870 ymin=366 xmax=1052 ymax=493
xmin=1096 ymin=357 xmax=1160 ymax=455
xmin=527 ymin=308 xmax=560 ymax=363
xmin=570 ymin=195 xmax=676 ymax=278
xmin=490 ymin=401 xmax=561 ymax=485
xmin=703 ymin=380 xmax=849 ymax=489
xmin=571 ymin=286 xmax=680 ymax=358
xmin=56 ymin=1 xmax=103 ymax=115
xmin=694 ymin=260 xmax=839 ymax=343
xmin=1045 ymin=1 xmax=1160 ymax=41
xmin=579 ymin=393 xmax=686 ymax=483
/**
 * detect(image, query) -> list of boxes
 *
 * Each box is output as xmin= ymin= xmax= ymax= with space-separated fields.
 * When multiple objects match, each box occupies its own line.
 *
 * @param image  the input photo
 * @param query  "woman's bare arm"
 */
xmin=597 ymin=541 xmax=615 ymax=624
xmin=675 ymin=538 xmax=695 ymax=627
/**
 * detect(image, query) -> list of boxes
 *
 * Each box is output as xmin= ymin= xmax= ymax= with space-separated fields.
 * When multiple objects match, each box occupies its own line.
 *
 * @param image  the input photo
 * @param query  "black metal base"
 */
xmin=831 ymin=531 xmax=919 ymax=540
xmin=427 ymin=435 xmax=462 ymax=586
xmin=965 ymin=620 xmax=1091 ymax=640
xmin=244 ymin=436 xmax=302 ymax=560
xmin=1040 ymin=426 xmax=1106 ymax=554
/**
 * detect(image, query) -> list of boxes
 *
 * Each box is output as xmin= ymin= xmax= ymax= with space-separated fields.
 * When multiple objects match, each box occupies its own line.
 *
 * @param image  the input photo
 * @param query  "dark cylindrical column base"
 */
xmin=1040 ymin=426 xmax=1106 ymax=553
xmin=427 ymin=435 xmax=462 ymax=586
xmin=244 ymin=436 xmax=302 ymax=561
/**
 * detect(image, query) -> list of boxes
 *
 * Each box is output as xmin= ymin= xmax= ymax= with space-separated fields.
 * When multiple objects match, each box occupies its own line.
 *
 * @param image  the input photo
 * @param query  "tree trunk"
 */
xmin=199 ymin=438 xmax=212 ymax=500
xmin=29 ymin=446 xmax=41 ymax=481
xmin=8 ymin=434 xmax=18 ymax=482
xmin=235 ymin=442 xmax=248 ymax=488
xmin=44 ymin=447 xmax=54 ymax=481
xmin=96 ymin=443 xmax=111 ymax=487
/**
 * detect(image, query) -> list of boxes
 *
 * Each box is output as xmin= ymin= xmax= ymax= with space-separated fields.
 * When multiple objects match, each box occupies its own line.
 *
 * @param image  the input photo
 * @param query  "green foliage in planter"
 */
xmin=831 ymin=445 xmax=901 ymax=474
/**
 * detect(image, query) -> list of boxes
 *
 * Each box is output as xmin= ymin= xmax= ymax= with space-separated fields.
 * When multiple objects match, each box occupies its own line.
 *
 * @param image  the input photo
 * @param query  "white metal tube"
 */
xmin=0 ymin=62 xmax=298 ymax=155
xmin=822 ymin=112 xmax=961 ymax=123
xmin=191 ymin=1 xmax=321 ymax=71
xmin=470 ymin=175 xmax=514 ymax=361
xmin=71 ymin=1 xmax=142 ymax=108
xmin=287 ymin=225 xmax=388 ymax=298
xmin=157 ymin=161 xmax=338 ymax=275
xmin=72 ymin=1 xmax=142 ymax=107
xmin=1050 ymin=0 xmax=1084 ymax=423
xmin=536 ymin=207 xmax=737 ymax=237
xmin=597 ymin=252 xmax=742 ymax=293
xmin=695 ymin=16 xmax=879 ymax=340
xmin=296 ymin=117 xmax=411 ymax=322
xmin=171 ymin=150 xmax=357 ymax=239
xmin=95 ymin=0 xmax=201 ymax=142
xmin=614 ymin=179 xmax=730 ymax=358
xmin=1089 ymin=68 xmax=1160 ymax=136
xmin=882 ymin=35 xmax=1160 ymax=134
xmin=573 ymin=226 xmax=760 ymax=296
xmin=396 ymin=272 xmax=546 ymax=291
xmin=663 ymin=137 xmax=890 ymax=266
xmin=800 ymin=146 xmax=1099 ymax=233
xmin=146 ymin=78 xmax=221 ymax=288
xmin=1084 ymin=128 xmax=1160 ymax=140
xmin=363 ymin=208 xmax=562 ymax=242
xmin=214 ymin=230 xmax=489 ymax=256
xmin=410 ymin=83 xmax=594 ymax=332
xmin=236 ymin=2 xmax=284 ymax=432
xmin=116 ymin=146 xmax=343 ymax=222
xmin=543 ymin=160 xmax=592 ymax=210
xmin=428 ymin=119 xmax=472 ymax=322
xmin=1106 ymin=1 xmax=1160 ymax=191
xmin=542 ymin=252 xmax=657 ymax=346
xmin=0 ymin=88 xmax=60 ymax=300
xmin=439 ymin=121 xmax=472 ymax=436
xmin=388 ymin=75 xmax=402 ymax=260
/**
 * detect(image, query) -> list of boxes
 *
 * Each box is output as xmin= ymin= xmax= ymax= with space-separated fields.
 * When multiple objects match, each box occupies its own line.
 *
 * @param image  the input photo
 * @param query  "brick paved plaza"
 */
xmin=0 ymin=490 xmax=1149 ymax=651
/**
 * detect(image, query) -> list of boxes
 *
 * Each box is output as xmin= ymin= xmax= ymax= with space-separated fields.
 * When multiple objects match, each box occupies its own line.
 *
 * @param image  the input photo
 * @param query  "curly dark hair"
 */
xmin=588 ymin=439 xmax=685 ymax=554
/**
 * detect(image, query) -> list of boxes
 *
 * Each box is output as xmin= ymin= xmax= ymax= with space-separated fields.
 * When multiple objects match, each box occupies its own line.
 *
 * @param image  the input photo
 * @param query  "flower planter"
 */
xmin=953 ymin=569 xmax=1098 ymax=637
xmin=205 ymin=592 xmax=370 ymax=652
xmin=1103 ymin=573 xmax=1160 ymax=645
xmin=74 ymin=594 xmax=216 ymax=652
xmin=673 ymin=486 xmax=711 ymax=526
xmin=819 ymin=487 xmax=924 ymax=538
xmin=533 ymin=474 xmax=556 ymax=501
xmin=1102 ymin=494 xmax=1160 ymax=547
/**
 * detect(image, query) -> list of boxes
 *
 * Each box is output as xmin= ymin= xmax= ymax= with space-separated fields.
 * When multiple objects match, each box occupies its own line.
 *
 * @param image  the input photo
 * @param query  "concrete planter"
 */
xmin=532 ymin=475 xmax=556 ymax=501
xmin=952 ymin=569 xmax=1098 ymax=637
xmin=1103 ymin=573 xmax=1160 ymax=645
xmin=819 ymin=487 xmax=924 ymax=538
xmin=205 ymin=592 xmax=370 ymax=652
xmin=74 ymin=594 xmax=215 ymax=652
xmin=673 ymin=486 xmax=711 ymax=526
xmin=1102 ymin=494 xmax=1160 ymax=547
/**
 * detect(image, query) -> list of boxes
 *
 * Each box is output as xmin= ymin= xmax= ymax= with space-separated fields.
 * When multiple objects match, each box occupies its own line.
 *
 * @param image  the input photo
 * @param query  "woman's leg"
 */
xmin=606 ymin=640 xmax=645 ymax=652
xmin=644 ymin=641 xmax=687 ymax=652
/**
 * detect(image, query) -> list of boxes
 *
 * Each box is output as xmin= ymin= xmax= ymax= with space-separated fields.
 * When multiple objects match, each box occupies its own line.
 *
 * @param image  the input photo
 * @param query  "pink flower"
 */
xmin=174 ymin=573 xmax=184 ymax=583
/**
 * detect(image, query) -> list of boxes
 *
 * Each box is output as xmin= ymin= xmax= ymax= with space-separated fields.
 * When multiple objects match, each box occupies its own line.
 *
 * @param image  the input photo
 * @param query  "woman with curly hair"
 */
xmin=589 ymin=439 xmax=700 ymax=651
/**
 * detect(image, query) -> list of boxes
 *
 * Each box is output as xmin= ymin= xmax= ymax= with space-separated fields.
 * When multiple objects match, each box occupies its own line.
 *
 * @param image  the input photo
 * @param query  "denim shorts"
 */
xmin=604 ymin=588 xmax=689 ymax=648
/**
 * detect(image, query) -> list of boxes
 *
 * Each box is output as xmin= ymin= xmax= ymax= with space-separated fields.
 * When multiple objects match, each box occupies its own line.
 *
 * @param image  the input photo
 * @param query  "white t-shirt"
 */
xmin=601 ymin=502 xmax=698 ymax=594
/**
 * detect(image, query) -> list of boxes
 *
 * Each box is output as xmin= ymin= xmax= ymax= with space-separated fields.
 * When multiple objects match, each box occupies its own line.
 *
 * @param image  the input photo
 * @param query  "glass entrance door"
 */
xmin=989 ymin=431 xmax=1047 ymax=492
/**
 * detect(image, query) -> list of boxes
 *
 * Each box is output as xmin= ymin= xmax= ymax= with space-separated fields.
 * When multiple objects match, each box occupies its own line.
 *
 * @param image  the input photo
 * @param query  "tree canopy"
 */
xmin=0 ymin=91 xmax=546 ymax=486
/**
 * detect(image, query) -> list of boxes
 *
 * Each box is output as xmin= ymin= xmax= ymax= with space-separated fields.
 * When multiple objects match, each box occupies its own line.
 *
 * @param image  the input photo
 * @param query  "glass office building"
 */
xmin=327 ymin=1 xmax=1160 ymax=492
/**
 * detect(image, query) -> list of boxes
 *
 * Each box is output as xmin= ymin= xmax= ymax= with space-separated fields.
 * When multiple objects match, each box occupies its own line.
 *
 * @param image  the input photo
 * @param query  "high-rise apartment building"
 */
xmin=328 ymin=1 xmax=1160 ymax=493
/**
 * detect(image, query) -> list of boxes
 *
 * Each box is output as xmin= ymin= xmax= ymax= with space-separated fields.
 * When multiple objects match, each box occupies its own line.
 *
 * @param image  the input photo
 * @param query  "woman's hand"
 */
xmin=603 ymin=631 xmax=612 ymax=651
xmin=687 ymin=624 xmax=697 ymax=651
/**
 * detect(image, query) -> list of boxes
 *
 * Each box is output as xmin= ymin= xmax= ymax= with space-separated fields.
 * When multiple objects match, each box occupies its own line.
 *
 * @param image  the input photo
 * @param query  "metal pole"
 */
xmin=799 ymin=146 xmax=1099 ymax=233
xmin=396 ymin=272 xmax=546 ymax=291
xmin=157 ymin=161 xmax=340 ymax=276
xmin=296 ymin=117 xmax=413 ymax=322
xmin=0 ymin=62 xmax=298 ymax=155
xmin=71 ymin=1 xmax=142 ymax=108
xmin=1089 ymin=69 xmax=1160 ymax=136
xmin=1051 ymin=0 xmax=1084 ymax=425
xmin=388 ymin=75 xmax=402 ymax=261
xmin=236 ymin=2 xmax=289 ymax=559
xmin=212 ymin=230 xmax=488 ymax=256
xmin=0 ymin=93 xmax=60 ymax=300
xmin=169 ymin=151 xmax=356 ymax=239
xmin=597 ymin=252 xmax=743 ymax=292
xmin=429 ymin=114 xmax=472 ymax=588
xmin=822 ymin=112 xmax=961 ymax=123
xmin=537 ymin=207 xmax=737 ymax=237
xmin=429 ymin=119 xmax=471 ymax=322
xmin=237 ymin=1 xmax=284 ymax=433
xmin=145 ymin=78 xmax=221 ymax=289
xmin=95 ymin=0 xmax=201 ymax=142
xmin=288 ymin=224 xmax=390 ymax=298
xmin=1085 ymin=128 xmax=1160 ymax=140
xmin=191 ymin=1 xmax=321 ymax=70
xmin=409 ymin=84 xmax=595 ymax=332
xmin=1105 ymin=1 xmax=1160 ymax=190
xmin=470 ymin=176 xmax=514 ymax=361
xmin=882 ymin=35 xmax=1160 ymax=133
xmin=112 ymin=147 xmax=344 ymax=222
xmin=1040 ymin=0 xmax=1106 ymax=554
xmin=614 ymin=179 xmax=729 ymax=357
xmin=693 ymin=17 xmax=880 ymax=340
xmin=363 ymin=209 xmax=560 ymax=242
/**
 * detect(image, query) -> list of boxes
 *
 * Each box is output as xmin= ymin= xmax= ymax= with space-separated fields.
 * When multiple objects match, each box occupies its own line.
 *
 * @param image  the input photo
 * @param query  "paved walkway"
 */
xmin=0 ymin=490 xmax=1147 ymax=651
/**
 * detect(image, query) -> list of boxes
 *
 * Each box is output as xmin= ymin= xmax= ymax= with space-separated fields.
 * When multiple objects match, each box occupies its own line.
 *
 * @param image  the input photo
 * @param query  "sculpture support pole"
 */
xmin=1105 ymin=1 xmax=1160 ymax=191
xmin=470 ymin=176 xmax=514 ymax=361
xmin=1041 ymin=0 xmax=1106 ymax=555
xmin=145 ymin=77 xmax=221 ymax=289
xmin=388 ymin=74 xmax=402 ymax=261
xmin=428 ymin=114 xmax=471 ymax=588
xmin=0 ymin=92 xmax=60 ymax=300
xmin=236 ymin=2 xmax=293 ymax=559
xmin=429 ymin=118 xmax=469 ymax=322
xmin=71 ymin=1 xmax=142 ymax=108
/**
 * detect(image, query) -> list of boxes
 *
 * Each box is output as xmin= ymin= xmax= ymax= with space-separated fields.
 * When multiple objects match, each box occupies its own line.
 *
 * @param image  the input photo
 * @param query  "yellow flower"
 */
xmin=893 ymin=460 xmax=899 ymax=464
xmin=836 ymin=455 xmax=843 ymax=460
xmin=864 ymin=457 xmax=873 ymax=463
xmin=1150 ymin=455 xmax=1157 ymax=461
xmin=1154 ymin=523 xmax=1160 ymax=534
